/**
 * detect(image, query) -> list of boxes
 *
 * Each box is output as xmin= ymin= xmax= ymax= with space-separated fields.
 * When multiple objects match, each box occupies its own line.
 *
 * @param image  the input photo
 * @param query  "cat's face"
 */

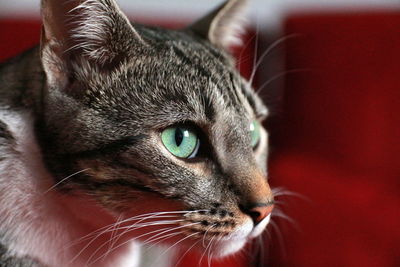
xmin=39 ymin=0 xmax=273 ymax=257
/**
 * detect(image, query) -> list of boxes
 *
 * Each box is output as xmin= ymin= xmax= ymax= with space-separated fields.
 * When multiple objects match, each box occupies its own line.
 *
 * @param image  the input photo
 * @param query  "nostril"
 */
xmin=249 ymin=209 xmax=263 ymax=223
xmin=245 ymin=205 xmax=274 ymax=225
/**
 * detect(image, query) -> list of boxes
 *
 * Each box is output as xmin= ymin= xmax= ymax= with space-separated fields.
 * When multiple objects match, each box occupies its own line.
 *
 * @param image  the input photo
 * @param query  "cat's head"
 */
xmin=39 ymin=0 xmax=273 ymax=257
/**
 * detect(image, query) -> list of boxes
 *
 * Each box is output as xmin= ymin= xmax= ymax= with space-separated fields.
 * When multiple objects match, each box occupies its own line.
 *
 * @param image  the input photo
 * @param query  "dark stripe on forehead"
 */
xmin=171 ymin=46 xmax=213 ymax=81
xmin=172 ymin=44 xmax=233 ymax=99
xmin=195 ymin=44 xmax=252 ymax=113
xmin=171 ymin=45 xmax=235 ymax=117
xmin=192 ymin=41 xmax=264 ymax=117
xmin=201 ymin=94 xmax=216 ymax=122
xmin=171 ymin=45 xmax=243 ymax=111
xmin=191 ymin=43 xmax=245 ymax=109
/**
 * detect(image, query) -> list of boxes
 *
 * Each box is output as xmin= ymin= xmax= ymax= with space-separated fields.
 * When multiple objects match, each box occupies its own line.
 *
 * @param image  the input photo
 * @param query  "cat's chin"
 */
xmin=210 ymin=238 xmax=248 ymax=258
xmin=203 ymin=214 xmax=272 ymax=258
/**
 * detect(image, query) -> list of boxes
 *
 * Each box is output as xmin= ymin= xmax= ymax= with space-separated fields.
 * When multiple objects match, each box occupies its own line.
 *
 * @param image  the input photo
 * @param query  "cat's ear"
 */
xmin=40 ymin=0 xmax=144 ymax=87
xmin=188 ymin=0 xmax=249 ymax=50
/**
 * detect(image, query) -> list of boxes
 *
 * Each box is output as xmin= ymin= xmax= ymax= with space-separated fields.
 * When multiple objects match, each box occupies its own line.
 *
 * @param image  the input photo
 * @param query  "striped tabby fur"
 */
xmin=0 ymin=0 xmax=274 ymax=266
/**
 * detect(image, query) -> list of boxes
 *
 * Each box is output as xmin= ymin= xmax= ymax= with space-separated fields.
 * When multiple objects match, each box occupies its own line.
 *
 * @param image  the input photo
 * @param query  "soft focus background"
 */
xmin=1 ymin=0 xmax=399 ymax=266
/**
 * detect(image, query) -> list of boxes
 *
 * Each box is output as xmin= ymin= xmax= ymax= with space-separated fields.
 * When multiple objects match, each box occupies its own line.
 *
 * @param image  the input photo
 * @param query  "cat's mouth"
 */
xmin=178 ymin=212 xmax=272 ymax=258
xmin=107 ymin=191 xmax=272 ymax=258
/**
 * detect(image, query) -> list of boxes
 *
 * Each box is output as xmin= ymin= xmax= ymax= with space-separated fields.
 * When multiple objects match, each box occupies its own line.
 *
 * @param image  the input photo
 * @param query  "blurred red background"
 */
xmin=266 ymin=12 xmax=400 ymax=267
xmin=1 ymin=7 xmax=399 ymax=267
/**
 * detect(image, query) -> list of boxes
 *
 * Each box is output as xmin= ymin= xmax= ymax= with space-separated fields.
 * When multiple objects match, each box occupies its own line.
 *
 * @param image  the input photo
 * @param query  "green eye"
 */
xmin=161 ymin=126 xmax=200 ymax=158
xmin=250 ymin=120 xmax=261 ymax=148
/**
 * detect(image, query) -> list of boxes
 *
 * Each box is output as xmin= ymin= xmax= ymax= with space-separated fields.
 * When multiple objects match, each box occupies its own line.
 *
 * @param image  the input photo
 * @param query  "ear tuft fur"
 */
xmin=41 ymin=0 xmax=144 ymax=66
xmin=67 ymin=0 xmax=144 ymax=64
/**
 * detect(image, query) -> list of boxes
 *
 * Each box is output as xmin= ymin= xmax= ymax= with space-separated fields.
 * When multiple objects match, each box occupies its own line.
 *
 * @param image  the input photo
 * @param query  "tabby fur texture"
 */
xmin=0 ymin=0 xmax=274 ymax=266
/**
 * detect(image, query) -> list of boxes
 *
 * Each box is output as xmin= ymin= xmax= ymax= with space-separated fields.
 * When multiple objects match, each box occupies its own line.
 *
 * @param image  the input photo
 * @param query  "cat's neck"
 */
xmin=0 ymin=108 xmax=140 ymax=267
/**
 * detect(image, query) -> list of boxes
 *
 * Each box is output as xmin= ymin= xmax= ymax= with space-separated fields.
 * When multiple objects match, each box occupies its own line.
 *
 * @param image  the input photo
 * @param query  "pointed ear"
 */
xmin=40 ymin=0 xmax=144 ymax=87
xmin=188 ymin=0 xmax=249 ymax=50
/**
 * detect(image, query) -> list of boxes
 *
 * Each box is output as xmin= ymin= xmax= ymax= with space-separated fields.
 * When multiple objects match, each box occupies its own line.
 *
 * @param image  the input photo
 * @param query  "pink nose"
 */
xmin=248 ymin=205 xmax=274 ymax=225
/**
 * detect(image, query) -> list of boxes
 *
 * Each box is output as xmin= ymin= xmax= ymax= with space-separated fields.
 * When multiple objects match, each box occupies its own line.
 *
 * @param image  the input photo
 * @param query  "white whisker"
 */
xmin=207 ymin=234 xmax=216 ymax=267
xmin=255 ymin=68 xmax=312 ymax=94
xmin=151 ymin=232 xmax=199 ymax=267
xmin=249 ymin=34 xmax=302 ymax=85
xmin=272 ymin=187 xmax=307 ymax=200
xmin=43 ymin=168 xmax=90 ymax=194
xmin=269 ymin=219 xmax=287 ymax=259
xmin=175 ymin=239 xmax=201 ymax=267
xmin=238 ymin=33 xmax=257 ymax=75
xmin=104 ymin=214 xmax=123 ymax=259
xmin=144 ymin=222 xmax=200 ymax=248
xmin=199 ymin=233 xmax=215 ymax=266
xmin=68 ymin=210 xmax=198 ymax=247
xmin=68 ymin=210 xmax=201 ymax=264
xmin=69 ymin=218 xmax=180 ymax=264
xmin=86 ymin=220 xmax=186 ymax=266
xmin=145 ymin=232 xmax=182 ymax=249
xmin=202 ymin=225 xmax=215 ymax=248
xmin=250 ymin=13 xmax=260 ymax=84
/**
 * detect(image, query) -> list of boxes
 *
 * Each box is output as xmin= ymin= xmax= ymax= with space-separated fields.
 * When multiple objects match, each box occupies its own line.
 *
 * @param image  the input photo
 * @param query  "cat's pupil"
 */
xmin=175 ymin=128 xmax=184 ymax=146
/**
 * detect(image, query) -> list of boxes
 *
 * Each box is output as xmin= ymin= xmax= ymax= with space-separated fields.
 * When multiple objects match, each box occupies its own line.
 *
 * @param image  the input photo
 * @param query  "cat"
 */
xmin=0 ymin=0 xmax=275 ymax=266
